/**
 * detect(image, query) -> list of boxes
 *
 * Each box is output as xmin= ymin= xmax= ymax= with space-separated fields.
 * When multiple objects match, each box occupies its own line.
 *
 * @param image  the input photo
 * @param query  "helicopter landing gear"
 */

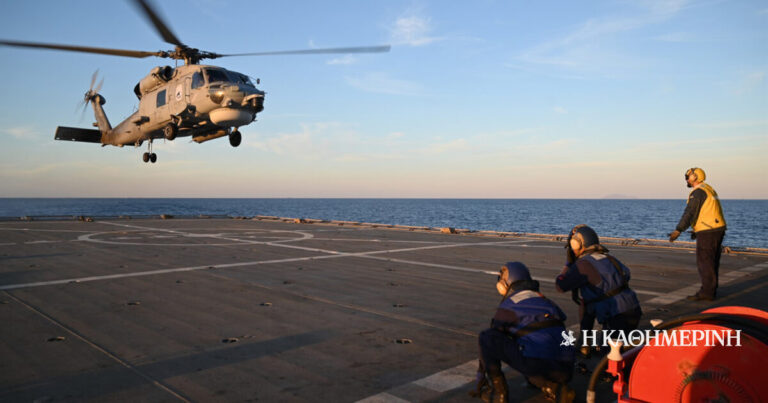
xmin=142 ymin=140 xmax=157 ymax=163
xmin=163 ymin=123 xmax=178 ymax=141
xmin=229 ymin=129 xmax=241 ymax=147
xmin=142 ymin=152 xmax=157 ymax=163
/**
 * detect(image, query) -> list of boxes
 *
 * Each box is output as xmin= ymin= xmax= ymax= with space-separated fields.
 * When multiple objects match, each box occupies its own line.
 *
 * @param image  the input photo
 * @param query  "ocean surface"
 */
xmin=0 ymin=198 xmax=766 ymax=248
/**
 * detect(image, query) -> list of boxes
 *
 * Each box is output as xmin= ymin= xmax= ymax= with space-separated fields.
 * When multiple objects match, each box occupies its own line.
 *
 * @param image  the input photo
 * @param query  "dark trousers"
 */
xmin=695 ymin=229 xmax=725 ymax=298
xmin=478 ymin=328 xmax=573 ymax=385
xmin=579 ymin=304 xmax=641 ymax=333
xmin=604 ymin=306 xmax=642 ymax=333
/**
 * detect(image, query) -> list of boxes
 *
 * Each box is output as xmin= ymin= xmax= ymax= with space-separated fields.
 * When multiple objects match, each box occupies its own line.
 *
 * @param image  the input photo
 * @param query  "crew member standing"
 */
xmin=669 ymin=167 xmax=727 ymax=301
xmin=555 ymin=225 xmax=642 ymax=336
xmin=474 ymin=262 xmax=575 ymax=403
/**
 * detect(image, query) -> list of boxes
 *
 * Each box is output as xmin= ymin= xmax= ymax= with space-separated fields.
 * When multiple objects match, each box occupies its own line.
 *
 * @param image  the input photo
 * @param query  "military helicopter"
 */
xmin=0 ymin=0 xmax=389 ymax=163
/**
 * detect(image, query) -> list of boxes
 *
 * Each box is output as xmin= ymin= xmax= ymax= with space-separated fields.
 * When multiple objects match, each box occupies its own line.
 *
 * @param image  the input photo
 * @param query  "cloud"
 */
xmin=248 ymin=122 xmax=362 ymax=158
xmin=389 ymin=13 xmax=442 ymax=46
xmin=516 ymin=0 xmax=691 ymax=74
xmin=5 ymin=126 xmax=39 ymax=140
xmin=553 ymin=106 xmax=568 ymax=114
xmin=327 ymin=55 xmax=358 ymax=65
xmin=345 ymin=72 xmax=426 ymax=96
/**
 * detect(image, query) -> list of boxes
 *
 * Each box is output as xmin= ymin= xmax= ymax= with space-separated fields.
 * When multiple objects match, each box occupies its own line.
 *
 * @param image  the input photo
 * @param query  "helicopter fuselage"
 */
xmin=6 ymin=0 xmax=387 ymax=163
xmin=100 ymin=64 xmax=264 ymax=147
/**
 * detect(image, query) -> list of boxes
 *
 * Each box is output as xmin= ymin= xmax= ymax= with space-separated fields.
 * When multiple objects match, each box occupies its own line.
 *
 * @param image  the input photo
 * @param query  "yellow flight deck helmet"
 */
xmin=685 ymin=167 xmax=706 ymax=182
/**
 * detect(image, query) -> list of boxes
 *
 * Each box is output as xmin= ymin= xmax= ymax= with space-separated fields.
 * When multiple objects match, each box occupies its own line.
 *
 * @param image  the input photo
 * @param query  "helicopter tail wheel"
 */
xmin=163 ymin=123 xmax=178 ymax=141
xmin=229 ymin=130 xmax=242 ymax=147
xmin=150 ymin=153 xmax=157 ymax=163
xmin=142 ymin=152 xmax=150 ymax=163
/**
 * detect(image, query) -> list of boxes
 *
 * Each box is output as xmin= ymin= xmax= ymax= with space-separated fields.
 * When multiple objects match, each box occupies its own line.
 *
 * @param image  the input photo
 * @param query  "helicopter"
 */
xmin=0 ymin=0 xmax=389 ymax=163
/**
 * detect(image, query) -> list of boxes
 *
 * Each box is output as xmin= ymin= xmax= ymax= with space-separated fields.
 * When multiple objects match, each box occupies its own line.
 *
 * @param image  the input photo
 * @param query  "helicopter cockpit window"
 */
xmin=191 ymin=71 xmax=204 ymax=89
xmin=156 ymin=89 xmax=167 ymax=107
xmin=204 ymin=69 xmax=230 ymax=84
xmin=237 ymin=74 xmax=254 ymax=86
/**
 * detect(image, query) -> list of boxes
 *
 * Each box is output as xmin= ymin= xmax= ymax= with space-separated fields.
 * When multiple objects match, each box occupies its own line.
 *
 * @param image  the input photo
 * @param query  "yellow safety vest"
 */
xmin=689 ymin=183 xmax=726 ymax=232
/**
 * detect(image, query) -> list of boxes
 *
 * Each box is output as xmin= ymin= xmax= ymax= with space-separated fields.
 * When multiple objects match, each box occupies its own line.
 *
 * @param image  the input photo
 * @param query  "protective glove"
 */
xmin=669 ymin=230 xmax=680 ymax=242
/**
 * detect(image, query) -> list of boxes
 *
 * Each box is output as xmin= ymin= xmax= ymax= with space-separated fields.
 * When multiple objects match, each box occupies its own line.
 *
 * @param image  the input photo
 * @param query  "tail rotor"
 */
xmin=78 ymin=70 xmax=103 ymax=120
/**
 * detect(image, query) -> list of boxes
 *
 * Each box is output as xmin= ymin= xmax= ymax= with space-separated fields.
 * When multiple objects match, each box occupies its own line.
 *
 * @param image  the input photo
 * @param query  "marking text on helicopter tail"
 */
xmin=54 ymin=126 xmax=102 ymax=143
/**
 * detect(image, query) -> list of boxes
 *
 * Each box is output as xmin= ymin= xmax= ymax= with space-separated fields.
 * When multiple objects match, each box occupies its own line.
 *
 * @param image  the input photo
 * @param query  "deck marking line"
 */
xmin=645 ymin=285 xmax=701 ymax=305
xmin=639 ymin=261 xmax=765 ymax=306
xmin=1 ymin=290 xmax=190 ymax=402
xmin=412 ymin=360 xmax=477 ymax=392
xmin=361 ymin=326 xmax=584 ymax=402
xmin=355 ymin=392 xmax=411 ymax=403
xmin=742 ymin=266 xmax=766 ymax=273
xmin=363 ymin=255 xmax=665 ymax=296
xmin=0 ymin=239 xmax=524 ymax=291
xmin=3 ymin=235 xmax=660 ymax=302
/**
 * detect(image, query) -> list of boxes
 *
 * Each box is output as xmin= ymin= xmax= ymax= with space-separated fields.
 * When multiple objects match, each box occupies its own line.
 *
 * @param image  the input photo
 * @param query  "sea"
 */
xmin=0 ymin=198 xmax=766 ymax=249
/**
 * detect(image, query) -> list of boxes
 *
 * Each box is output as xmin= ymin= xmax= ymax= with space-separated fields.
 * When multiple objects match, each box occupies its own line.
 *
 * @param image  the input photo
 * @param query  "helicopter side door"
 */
xmin=184 ymin=76 xmax=192 ymax=104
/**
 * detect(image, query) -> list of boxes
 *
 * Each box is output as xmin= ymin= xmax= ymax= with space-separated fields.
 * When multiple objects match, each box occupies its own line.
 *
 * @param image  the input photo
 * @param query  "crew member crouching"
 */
xmin=474 ymin=262 xmax=575 ymax=403
xmin=556 ymin=225 xmax=642 ymax=350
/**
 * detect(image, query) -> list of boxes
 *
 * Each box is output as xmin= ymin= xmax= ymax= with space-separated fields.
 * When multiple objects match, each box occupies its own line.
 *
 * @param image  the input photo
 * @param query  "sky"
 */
xmin=0 ymin=0 xmax=766 ymax=198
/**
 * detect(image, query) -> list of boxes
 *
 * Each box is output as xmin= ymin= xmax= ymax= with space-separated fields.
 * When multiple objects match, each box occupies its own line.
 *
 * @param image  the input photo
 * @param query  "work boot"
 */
xmin=469 ymin=374 xmax=490 ymax=399
xmin=686 ymin=293 xmax=715 ymax=301
xmin=540 ymin=381 xmax=575 ymax=403
xmin=480 ymin=371 xmax=509 ymax=403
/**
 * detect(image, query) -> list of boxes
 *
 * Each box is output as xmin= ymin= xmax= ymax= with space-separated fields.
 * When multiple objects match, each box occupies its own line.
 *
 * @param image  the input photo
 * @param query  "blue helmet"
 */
xmin=570 ymin=224 xmax=600 ymax=250
xmin=503 ymin=261 xmax=532 ymax=285
xmin=497 ymin=261 xmax=537 ymax=295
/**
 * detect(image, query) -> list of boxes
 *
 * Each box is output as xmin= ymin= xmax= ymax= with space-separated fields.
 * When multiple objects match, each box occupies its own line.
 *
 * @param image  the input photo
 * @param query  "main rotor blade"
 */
xmin=0 ymin=39 xmax=163 ymax=58
xmin=218 ymin=45 xmax=391 ymax=57
xmin=132 ymin=0 xmax=184 ymax=47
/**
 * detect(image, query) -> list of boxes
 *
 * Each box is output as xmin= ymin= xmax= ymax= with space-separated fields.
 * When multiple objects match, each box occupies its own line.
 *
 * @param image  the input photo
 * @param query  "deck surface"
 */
xmin=1 ymin=217 xmax=766 ymax=402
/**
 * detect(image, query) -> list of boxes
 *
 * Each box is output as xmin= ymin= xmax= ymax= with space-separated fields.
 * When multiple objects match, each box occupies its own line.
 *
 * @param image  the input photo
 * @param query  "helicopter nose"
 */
xmin=244 ymin=93 xmax=264 ymax=110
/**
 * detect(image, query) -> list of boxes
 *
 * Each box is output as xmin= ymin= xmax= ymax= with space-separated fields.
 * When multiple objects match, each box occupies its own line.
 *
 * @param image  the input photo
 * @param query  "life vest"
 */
xmin=499 ymin=289 xmax=574 ymax=361
xmin=690 ymin=183 xmax=726 ymax=232
xmin=579 ymin=254 xmax=640 ymax=323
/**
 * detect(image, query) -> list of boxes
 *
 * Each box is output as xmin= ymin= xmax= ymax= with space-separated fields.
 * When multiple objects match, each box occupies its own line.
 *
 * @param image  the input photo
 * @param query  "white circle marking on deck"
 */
xmin=77 ymin=229 xmax=311 ymax=247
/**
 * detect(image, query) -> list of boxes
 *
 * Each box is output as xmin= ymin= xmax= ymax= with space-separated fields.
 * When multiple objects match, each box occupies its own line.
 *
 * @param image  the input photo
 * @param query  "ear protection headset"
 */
xmin=685 ymin=168 xmax=696 ymax=181
xmin=685 ymin=167 xmax=706 ymax=182
xmin=569 ymin=231 xmax=583 ymax=252
xmin=569 ymin=224 xmax=586 ymax=251
xmin=495 ymin=262 xmax=533 ymax=296
xmin=568 ymin=225 xmax=599 ymax=257
xmin=496 ymin=267 xmax=509 ymax=296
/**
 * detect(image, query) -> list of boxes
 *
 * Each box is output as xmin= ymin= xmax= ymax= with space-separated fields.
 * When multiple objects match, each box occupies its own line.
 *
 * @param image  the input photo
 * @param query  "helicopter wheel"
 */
xmin=164 ymin=123 xmax=178 ymax=141
xmin=142 ymin=152 xmax=150 ymax=163
xmin=229 ymin=130 xmax=242 ymax=147
xmin=150 ymin=153 xmax=157 ymax=163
